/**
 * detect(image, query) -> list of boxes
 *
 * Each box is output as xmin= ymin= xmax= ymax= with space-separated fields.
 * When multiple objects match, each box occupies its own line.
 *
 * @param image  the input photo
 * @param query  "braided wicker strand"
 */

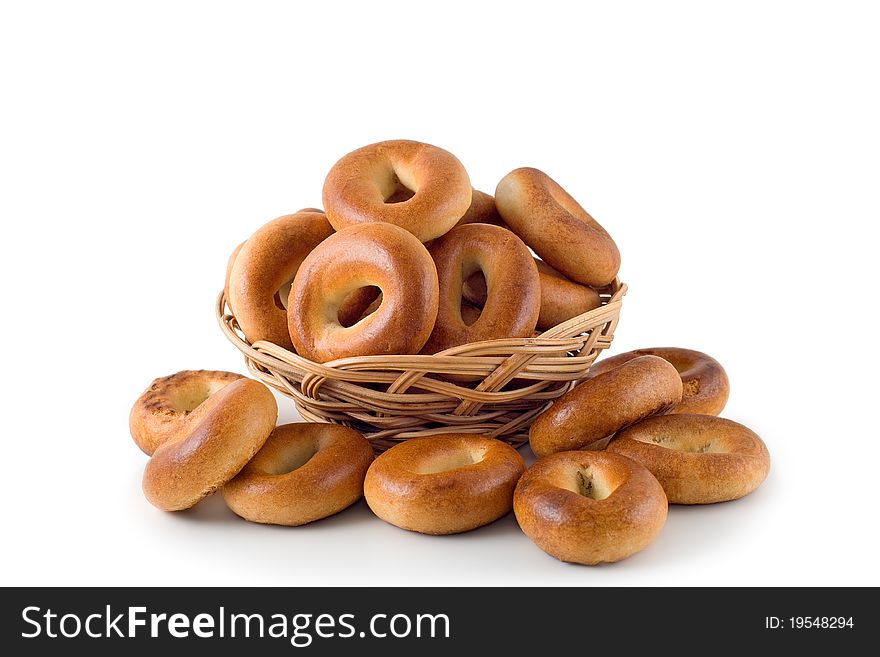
xmin=216 ymin=281 xmax=626 ymax=451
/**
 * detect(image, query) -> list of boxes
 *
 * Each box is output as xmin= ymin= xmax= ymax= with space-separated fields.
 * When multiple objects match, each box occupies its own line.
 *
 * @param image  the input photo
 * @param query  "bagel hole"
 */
xmin=273 ymin=279 xmax=294 ymax=311
xmin=461 ymin=270 xmax=487 ymax=324
xmin=383 ymin=175 xmax=416 ymax=204
xmin=171 ymin=380 xmax=230 ymax=413
xmin=460 ymin=301 xmax=482 ymax=327
xmin=415 ymin=446 xmax=487 ymax=475
xmin=337 ymin=286 xmax=382 ymax=327
xmin=264 ymin=442 xmax=319 ymax=476
xmin=573 ymin=467 xmax=613 ymax=500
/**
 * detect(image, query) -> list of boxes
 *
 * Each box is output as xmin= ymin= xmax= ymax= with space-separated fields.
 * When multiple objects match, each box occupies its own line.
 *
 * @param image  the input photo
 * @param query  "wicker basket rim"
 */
xmin=215 ymin=279 xmax=627 ymax=370
xmin=215 ymin=279 xmax=626 ymax=449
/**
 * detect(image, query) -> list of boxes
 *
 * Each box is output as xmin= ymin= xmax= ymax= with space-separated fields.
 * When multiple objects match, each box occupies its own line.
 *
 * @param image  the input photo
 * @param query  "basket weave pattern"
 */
xmin=217 ymin=281 xmax=626 ymax=451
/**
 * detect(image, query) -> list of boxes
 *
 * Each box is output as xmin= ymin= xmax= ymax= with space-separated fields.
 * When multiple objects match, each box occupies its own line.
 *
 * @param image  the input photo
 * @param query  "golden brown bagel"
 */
xmin=288 ymin=223 xmax=439 ymax=362
xmin=514 ymin=450 xmax=667 ymax=565
xmin=228 ymin=211 xmax=334 ymax=350
xmin=223 ymin=423 xmax=374 ymax=526
xmin=588 ymin=347 xmax=730 ymax=415
xmin=455 ymin=189 xmax=503 ymax=226
xmin=529 ymin=355 xmax=683 ymax=457
xmin=607 ymin=414 xmax=770 ymax=504
xmin=322 ymin=140 xmax=472 ymax=242
xmin=364 ymin=434 xmax=525 ymax=535
xmin=495 ymin=168 xmax=620 ymax=287
xmin=422 ymin=224 xmax=540 ymax=353
xmin=464 ymin=258 xmax=602 ymax=331
xmin=142 ymin=378 xmax=278 ymax=511
xmin=129 ymin=370 xmax=244 ymax=456
xmin=222 ymin=209 xmax=320 ymax=314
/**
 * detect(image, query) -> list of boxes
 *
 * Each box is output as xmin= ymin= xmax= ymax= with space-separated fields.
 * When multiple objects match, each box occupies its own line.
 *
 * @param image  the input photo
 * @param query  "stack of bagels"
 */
xmin=130 ymin=140 xmax=770 ymax=566
xmin=224 ymin=139 xmax=620 ymax=362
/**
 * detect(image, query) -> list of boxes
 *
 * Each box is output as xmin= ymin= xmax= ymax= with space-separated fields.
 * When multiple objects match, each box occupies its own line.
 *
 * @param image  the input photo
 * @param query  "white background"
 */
xmin=1 ymin=1 xmax=878 ymax=586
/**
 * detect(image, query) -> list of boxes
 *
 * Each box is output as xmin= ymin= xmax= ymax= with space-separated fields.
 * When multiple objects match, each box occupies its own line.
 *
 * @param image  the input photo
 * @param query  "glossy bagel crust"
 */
xmin=130 ymin=370 xmax=244 ymax=456
xmin=422 ymin=224 xmax=540 ymax=353
xmin=364 ymin=434 xmax=526 ymax=535
xmin=529 ymin=355 xmax=683 ymax=457
xmin=322 ymin=140 xmax=472 ymax=242
xmin=228 ymin=211 xmax=334 ymax=350
xmin=495 ymin=167 xmax=620 ymax=287
xmin=588 ymin=347 xmax=730 ymax=415
xmin=288 ymin=223 xmax=440 ymax=362
xmin=223 ymin=209 xmax=323 ymax=316
xmin=607 ymin=414 xmax=770 ymax=504
xmin=464 ymin=257 xmax=601 ymax=331
xmin=223 ymin=423 xmax=374 ymax=526
xmin=514 ymin=450 xmax=668 ymax=565
xmin=142 ymin=378 xmax=278 ymax=511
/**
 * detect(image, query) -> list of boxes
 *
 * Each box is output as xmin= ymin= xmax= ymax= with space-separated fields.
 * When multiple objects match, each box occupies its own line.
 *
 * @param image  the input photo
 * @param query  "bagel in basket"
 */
xmin=422 ymin=223 xmax=540 ymax=353
xmin=223 ymin=208 xmax=324 ymax=317
xmin=455 ymin=189 xmax=503 ymax=226
xmin=288 ymin=223 xmax=440 ymax=362
xmin=227 ymin=210 xmax=334 ymax=350
xmin=322 ymin=140 xmax=472 ymax=242
xmin=463 ymin=257 xmax=602 ymax=331
xmin=495 ymin=167 xmax=620 ymax=287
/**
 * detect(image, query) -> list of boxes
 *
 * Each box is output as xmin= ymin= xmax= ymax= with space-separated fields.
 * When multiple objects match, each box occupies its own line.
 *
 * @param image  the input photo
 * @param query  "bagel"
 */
xmin=222 ymin=209 xmax=322 ymax=315
xmin=588 ymin=347 xmax=730 ymax=415
xmin=495 ymin=167 xmax=620 ymax=287
xmin=364 ymin=434 xmax=525 ymax=535
xmin=607 ymin=414 xmax=770 ymax=504
xmin=228 ymin=210 xmax=334 ymax=350
xmin=129 ymin=370 xmax=244 ymax=456
xmin=223 ymin=423 xmax=374 ymax=525
xmin=288 ymin=223 xmax=439 ymax=362
xmin=455 ymin=189 xmax=503 ymax=226
xmin=529 ymin=355 xmax=683 ymax=457
xmin=513 ymin=450 xmax=667 ymax=564
xmin=142 ymin=377 xmax=278 ymax=511
xmin=422 ymin=224 xmax=540 ymax=353
xmin=464 ymin=257 xmax=602 ymax=331
xmin=322 ymin=140 xmax=472 ymax=242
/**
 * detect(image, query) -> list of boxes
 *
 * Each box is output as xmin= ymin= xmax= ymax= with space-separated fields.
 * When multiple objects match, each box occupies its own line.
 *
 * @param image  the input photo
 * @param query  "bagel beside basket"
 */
xmin=217 ymin=280 xmax=626 ymax=452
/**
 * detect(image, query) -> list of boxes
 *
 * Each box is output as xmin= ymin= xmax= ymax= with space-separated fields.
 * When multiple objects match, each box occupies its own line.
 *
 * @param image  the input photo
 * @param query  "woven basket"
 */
xmin=216 ymin=280 xmax=626 ymax=451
